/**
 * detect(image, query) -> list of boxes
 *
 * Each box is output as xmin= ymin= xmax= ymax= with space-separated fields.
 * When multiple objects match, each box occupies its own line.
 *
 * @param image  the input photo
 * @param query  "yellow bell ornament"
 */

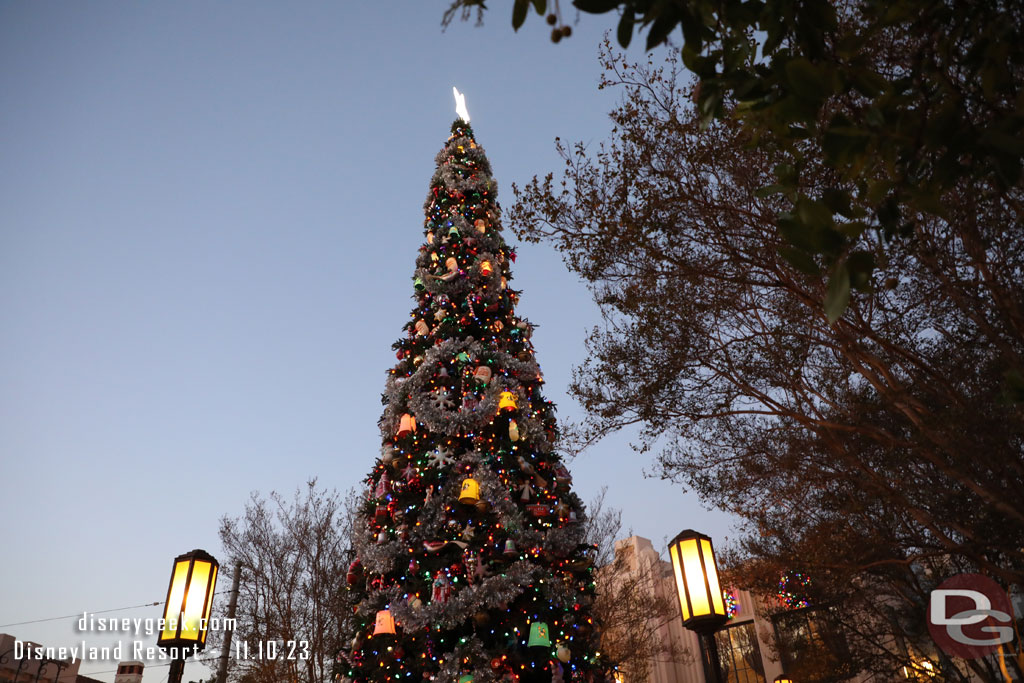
xmin=459 ymin=477 xmax=480 ymax=505
xmin=498 ymin=391 xmax=517 ymax=412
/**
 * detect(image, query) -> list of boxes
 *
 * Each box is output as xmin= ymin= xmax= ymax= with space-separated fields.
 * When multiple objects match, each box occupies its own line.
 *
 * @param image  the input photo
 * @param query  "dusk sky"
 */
xmin=0 ymin=4 xmax=736 ymax=681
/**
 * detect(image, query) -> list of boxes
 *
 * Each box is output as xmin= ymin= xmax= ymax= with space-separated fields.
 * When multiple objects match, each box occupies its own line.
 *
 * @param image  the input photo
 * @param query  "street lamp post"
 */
xmin=667 ymin=530 xmax=729 ymax=683
xmin=157 ymin=549 xmax=220 ymax=683
xmin=774 ymin=675 xmax=794 ymax=683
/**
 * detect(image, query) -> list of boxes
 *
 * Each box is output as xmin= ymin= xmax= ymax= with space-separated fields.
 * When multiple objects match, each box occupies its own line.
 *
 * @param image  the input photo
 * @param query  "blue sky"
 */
xmin=0 ymin=3 xmax=736 ymax=680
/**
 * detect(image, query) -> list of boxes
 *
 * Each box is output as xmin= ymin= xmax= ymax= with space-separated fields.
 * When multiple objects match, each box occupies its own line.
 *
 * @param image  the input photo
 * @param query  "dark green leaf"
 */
xmin=778 ymin=246 xmax=820 ymax=275
xmin=617 ymin=10 xmax=634 ymax=48
xmin=846 ymin=251 xmax=875 ymax=291
xmin=681 ymin=43 xmax=701 ymax=71
xmin=572 ymin=0 xmax=621 ymax=13
xmin=836 ymin=220 xmax=869 ymax=238
xmin=876 ymin=197 xmax=901 ymax=235
xmin=821 ymin=188 xmax=851 ymax=215
xmin=777 ymin=213 xmax=817 ymax=252
xmin=773 ymin=163 xmax=798 ymax=186
xmin=645 ymin=12 xmax=679 ymax=50
xmin=754 ymin=184 xmax=786 ymax=198
xmin=1001 ymin=368 xmax=1024 ymax=404
xmin=678 ymin=6 xmax=701 ymax=49
xmin=513 ymin=0 xmax=529 ymax=30
xmin=822 ymin=125 xmax=871 ymax=166
xmin=796 ymin=197 xmax=834 ymax=231
xmin=530 ymin=0 xmax=547 ymax=13
xmin=824 ymin=263 xmax=850 ymax=323
xmin=784 ymin=58 xmax=830 ymax=103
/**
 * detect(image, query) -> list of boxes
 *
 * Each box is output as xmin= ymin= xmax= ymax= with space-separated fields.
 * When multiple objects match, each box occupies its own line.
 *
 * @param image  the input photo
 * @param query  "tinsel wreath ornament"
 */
xmin=342 ymin=90 xmax=611 ymax=683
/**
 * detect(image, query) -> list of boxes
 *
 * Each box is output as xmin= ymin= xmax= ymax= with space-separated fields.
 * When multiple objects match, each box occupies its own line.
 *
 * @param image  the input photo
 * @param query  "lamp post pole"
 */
xmin=216 ymin=563 xmax=243 ymax=683
xmin=700 ymin=632 xmax=725 ymax=683
xmin=168 ymin=658 xmax=186 ymax=683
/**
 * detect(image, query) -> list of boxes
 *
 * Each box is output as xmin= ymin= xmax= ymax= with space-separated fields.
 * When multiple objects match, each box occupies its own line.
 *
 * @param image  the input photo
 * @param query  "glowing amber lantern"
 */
xmin=668 ymin=529 xmax=728 ymax=633
xmin=459 ymin=477 xmax=480 ymax=505
xmin=158 ymin=549 xmax=219 ymax=653
xmin=498 ymin=391 xmax=517 ymax=412
xmin=480 ymin=260 xmax=493 ymax=277
xmin=373 ymin=609 xmax=396 ymax=636
xmin=397 ymin=414 xmax=416 ymax=438
xmin=774 ymin=675 xmax=794 ymax=683
xmin=668 ymin=529 xmax=729 ymax=683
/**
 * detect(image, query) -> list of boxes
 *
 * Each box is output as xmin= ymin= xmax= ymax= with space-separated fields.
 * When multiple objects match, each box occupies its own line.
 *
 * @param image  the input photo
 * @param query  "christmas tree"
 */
xmin=341 ymin=106 xmax=607 ymax=683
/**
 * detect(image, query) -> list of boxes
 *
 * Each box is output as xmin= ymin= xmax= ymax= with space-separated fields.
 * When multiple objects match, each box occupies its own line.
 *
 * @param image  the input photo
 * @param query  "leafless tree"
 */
xmin=219 ymin=480 xmax=357 ymax=683
xmin=586 ymin=488 xmax=690 ymax=681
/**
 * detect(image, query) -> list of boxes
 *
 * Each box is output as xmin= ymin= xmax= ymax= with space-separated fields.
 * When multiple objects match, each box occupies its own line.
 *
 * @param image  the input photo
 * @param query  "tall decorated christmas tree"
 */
xmin=342 ymin=97 xmax=607 ymax=683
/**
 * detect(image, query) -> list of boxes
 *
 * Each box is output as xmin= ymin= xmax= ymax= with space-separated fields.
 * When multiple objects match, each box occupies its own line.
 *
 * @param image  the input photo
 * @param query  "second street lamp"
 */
xmin=157 ymin=549 xmax=220 ymax=683
xmin=668 ymin=529 xmax=729 ymax=683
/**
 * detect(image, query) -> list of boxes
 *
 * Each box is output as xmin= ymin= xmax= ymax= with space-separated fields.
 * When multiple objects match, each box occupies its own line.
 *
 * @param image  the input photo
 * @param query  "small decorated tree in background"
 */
xmin=341 ymin=111 xmax=609 ymax=683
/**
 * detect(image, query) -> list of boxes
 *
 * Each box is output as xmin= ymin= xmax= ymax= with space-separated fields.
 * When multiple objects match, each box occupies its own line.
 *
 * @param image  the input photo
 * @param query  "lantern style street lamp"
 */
xmin=668 ymin=530 xmax=728 ymax=683
xmin=774 ymin=674 xmax=795 ymax=683
xmin=158 ymin=549 xmax=220 ymax=683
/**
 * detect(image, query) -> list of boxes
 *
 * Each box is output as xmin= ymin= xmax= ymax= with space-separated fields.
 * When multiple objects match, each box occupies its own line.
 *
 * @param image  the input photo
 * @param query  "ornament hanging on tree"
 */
xmin=498 ymin=391 xmax=517 ymax=411
xmin=431 ymin=571 xmax=452 ymax=604
xmin=459 ymin=477 xmax=481 ymax=504
xmin=373 ymin=610 xmax=397 ymax=636
xmin=346 ymin=559 xmax=363 ymax=586
xmin=473 ymin=365 xmax=492 ymax=384
xmin=527 ymin=621 xmax=551 ymax=647
xmin=397 ymin=413 xmax=416 ymax=437
xmin=375 ymin=472 xmax=391 ymax=499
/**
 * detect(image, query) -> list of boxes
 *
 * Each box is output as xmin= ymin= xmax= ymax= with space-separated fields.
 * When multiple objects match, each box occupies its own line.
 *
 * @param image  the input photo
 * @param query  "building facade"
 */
xmin=0 ymin=634 xmax=81 ymax=683
xmin=603 ymin=537 xmax=788 ymax=683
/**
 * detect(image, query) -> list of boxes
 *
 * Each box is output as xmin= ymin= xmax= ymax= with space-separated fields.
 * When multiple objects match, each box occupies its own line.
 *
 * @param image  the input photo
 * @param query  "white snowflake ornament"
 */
xmin=429 ymin=390 xmax=456 ymax=412
xmin=427 ymin=446 xmax=456 ymax=468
